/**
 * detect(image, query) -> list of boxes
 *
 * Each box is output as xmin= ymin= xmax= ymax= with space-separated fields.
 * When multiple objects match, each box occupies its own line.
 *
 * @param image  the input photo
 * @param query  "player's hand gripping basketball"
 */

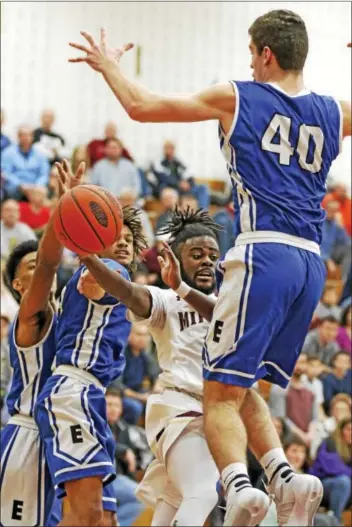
xmin=158 ymin=242 xmax=182 ymax=291
xmin=69 ymin=28 xmax=134 ymax=72
xmin=55 ymin=159 xmax=86 ymax=197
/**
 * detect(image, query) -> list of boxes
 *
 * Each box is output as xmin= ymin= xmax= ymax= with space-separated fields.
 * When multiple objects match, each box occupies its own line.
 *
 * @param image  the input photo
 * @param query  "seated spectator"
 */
xmin=1 ymin=109 xmax=11 ymax=152
xmin=113 ymin=324 xmax=159 ymax=425
xmin=132 ymin=269 xmax=149 ymax=286
xmin=143 ymin=233 xmax=170 ymax=288
xmin=302 ymin=356 xmax=326 ymax=420
xmin=154 ymin=187 xmax=179 ymax=232
xmin=302 ymin=316 xmax=340 ymax=366
xmin=311 ymin=394 xmax=352 ymax=458
xmin=321 ymin=200 xmax=351 ymax=284
xmin=119 ymin=189 xmax=154 ymax=247
xmin=0 ymin=260 xmax=18 ymax=321
xmin=33 ymin=109 xmax=69 ymax=165
xmin=269 ymin=354 xmax=319 ymax=446
xmin=313 ymin=286 xmax=341 ymax=324
xmin=71 ymin=145 xmax=90 ymax=176
xmin=91 ymin=138 xmax=141 ymax=199
xmin=310 ymin=418 xmax=352 ymax=523
xmin=336 ymin=304 xmax=352 ymax=354
xmin=19 ymin=187 xmax=51 ymax=235
xmin=179 ymin=193 xmax=199 ymax=212
xmin=105 ymin=388 xmax=146 ymax=527
xmin=1 ymin=125 xmax=50 ymax=201
xmin=323 ymin=182 xmax=352 ymax=237
xmin=148 ymin=140 xmax=210 ymax=209
xmin=213 ymin=203 xmax=235 ymax=257
xmin=322 ymin=351 xmax=352 ymax=406
xmin=1 ymin=200 xmax=37 ymax=261
xmin=284 ymin=436 xmax=310 ymax=474
xmin=87 ymin=121 xmax=133 ymax=167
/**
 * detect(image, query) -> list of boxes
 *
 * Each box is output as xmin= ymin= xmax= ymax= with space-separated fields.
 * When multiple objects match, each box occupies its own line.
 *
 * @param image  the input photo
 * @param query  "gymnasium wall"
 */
xmin=1 ymin=1 xmax=351 ymax=184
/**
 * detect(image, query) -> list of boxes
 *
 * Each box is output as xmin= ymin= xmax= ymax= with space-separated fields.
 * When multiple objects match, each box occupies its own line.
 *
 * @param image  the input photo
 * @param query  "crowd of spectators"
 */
xmin=1 ymin=108 xmax=351 ymax=526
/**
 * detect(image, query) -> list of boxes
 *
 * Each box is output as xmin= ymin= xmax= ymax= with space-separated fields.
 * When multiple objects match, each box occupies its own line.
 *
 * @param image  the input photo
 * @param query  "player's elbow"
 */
xmin=127 ymin=102 xmax=149 ymax=122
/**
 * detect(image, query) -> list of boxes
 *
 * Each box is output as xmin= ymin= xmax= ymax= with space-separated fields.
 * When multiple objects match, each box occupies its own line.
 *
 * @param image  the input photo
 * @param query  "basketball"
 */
xmin=53 ymin=185 xmax=123 ymax=254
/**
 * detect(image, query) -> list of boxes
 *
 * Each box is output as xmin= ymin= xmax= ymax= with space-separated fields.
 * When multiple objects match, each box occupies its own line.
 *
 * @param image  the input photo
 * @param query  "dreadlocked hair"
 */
xmin=5 ymin=239 xmax=39 ymax=302
xmin=122 ymin=206 xmax=148 ymax=272
xmin=158 ymin=206 xmax=221 ymax=256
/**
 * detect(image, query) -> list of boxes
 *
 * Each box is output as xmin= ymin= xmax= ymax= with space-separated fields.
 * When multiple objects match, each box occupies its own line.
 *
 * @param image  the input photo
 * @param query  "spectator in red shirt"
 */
xmin=87 ymin=121 xmax=133 ymax=167
xmin=19 ymin=187 xmax=51 ymax=234
xmin=323 ymin=182 xmax=352 ymax=237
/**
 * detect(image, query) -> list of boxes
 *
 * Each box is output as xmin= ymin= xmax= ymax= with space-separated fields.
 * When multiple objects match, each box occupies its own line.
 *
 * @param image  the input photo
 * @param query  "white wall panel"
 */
xmin=1 ymin=1 xmax=351 ymax=184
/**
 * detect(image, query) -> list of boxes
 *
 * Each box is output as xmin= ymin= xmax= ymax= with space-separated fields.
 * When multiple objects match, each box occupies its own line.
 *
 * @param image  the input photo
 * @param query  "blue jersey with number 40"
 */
xmin=220 ymin=81 xmax=342 ymax=245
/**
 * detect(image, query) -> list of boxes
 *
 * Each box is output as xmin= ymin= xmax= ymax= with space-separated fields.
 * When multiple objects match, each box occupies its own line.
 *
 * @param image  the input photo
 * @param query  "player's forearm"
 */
xmin=37 ymin=214 xmax=63 ymax=269
xmin=101 ymin=62 xmax=159 ymax=120
xmin=82 ymin=255 xmax=152 ymax=318
xmin=182 ymin=289 xmax=216 ymax=322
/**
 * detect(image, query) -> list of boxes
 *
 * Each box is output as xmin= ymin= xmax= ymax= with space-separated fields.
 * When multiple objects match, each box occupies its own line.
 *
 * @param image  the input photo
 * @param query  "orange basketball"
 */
xmin=53 ymin=185 xmax=123 ymax=255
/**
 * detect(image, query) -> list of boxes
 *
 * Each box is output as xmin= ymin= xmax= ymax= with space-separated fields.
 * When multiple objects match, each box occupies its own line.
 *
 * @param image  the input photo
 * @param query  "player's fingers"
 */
xmin=54 ymin=162 xmax=67 ymax=185
xmin=76 ymin=161 xmax=86 ymax=181
xmin=68 ymin=57 xmax=89 ymax=63
xmin=348 ymin=42 xmax=352 ymax=48
xmin=69 ymin=42 xmax=91 ymax=54
xmin=63 ymin=159 xmax=73 ymax=177
xmin=100 ymin=27 xmax=107 ymax=48
xmin=123 ymin=42 xmax=134 ymax=53
xmin=80 ymin=31 xmax=96 ymax=47
xmin=157 ymin=256 xmax=165 ymax=269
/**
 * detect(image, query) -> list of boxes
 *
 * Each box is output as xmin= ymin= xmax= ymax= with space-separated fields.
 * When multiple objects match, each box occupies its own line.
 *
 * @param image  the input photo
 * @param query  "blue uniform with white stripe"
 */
xmin=203 ymin=82 xmax=341 ymax=388
xmin=35 ymin=260 xmax=131 ymax=509
xmin=0 ymin=313 xmax=58 ymax=526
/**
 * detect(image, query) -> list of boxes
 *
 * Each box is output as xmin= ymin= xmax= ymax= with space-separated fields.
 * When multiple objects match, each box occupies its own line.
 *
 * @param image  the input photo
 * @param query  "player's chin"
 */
xmin=115 ymin=255 xmax=132 ymax=267
xmin=195 ymin=277 xmax=215 ymax=293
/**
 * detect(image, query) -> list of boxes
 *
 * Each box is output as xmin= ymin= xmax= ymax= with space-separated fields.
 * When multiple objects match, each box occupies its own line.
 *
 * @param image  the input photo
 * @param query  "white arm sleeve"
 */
xmin=127 ymin=286 xmax=168 ymax=329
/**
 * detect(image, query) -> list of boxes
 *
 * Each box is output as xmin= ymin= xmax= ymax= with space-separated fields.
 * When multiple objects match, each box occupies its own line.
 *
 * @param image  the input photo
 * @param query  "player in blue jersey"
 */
xmin=35 ymin=197 xmax=148 ymax=526
xmin=0 ymin=161 xmax=85 ymax=526
xmin=70 ymin=12 xmax=351 ymax=526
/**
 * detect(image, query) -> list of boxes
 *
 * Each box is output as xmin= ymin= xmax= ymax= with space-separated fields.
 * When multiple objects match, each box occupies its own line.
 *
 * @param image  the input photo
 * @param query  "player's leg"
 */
xmin=253 ymin=250 xmax=326 ymax=526
xmin=152 ymin=500 xmax=178 ymax=526
xmin=57 ymin=476 xmax=104 ymax=526
xmin=203 ymin=244 xmax=313 ymax=525
xmin=165 ymin=428 xmax=219 ymax=526
xmin=35 ymin=375 xmax=116 ymax=527
xmin=0 ymin=423 xmax=53 ymax=526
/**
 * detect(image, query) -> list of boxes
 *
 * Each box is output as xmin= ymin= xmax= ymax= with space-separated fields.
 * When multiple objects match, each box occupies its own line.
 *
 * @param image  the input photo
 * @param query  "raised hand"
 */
xmin=69 ymin=28 xmax=134 ymax=72
xmin=157 ymin=242 xmax=182 ymax=291
xmin=55 ymin=159 xmax=85 ymax=197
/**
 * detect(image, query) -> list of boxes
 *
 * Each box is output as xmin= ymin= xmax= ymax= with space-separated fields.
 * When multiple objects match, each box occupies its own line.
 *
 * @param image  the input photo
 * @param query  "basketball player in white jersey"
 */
xmin=78 ymin=208 xmax=221 ymax=526
xmin=70 ymin=19 xmax=351 ymax=526
xmin=0 ymin=161 xmax=85 ymax=526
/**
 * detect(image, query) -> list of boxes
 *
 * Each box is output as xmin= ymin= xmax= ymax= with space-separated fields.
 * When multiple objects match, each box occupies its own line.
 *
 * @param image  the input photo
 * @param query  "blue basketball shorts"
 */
xmin=203 ymin=241 xmax=326 ymax=389
xmin=0 ymin=415 xmax=55 ymax=526
xmin=34 ymin=367 xmax=116 ymax=513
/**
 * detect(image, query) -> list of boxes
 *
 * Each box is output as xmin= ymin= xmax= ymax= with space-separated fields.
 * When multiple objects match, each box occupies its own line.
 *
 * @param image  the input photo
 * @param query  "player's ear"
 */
xmin=262 ymin=46 xmax=272 ymax=66
xmin=12 ymin=277 xmax=22 ymax=294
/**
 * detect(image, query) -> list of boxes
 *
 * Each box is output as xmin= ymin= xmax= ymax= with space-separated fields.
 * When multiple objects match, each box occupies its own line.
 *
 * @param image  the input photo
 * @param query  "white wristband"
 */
xmin=175 ymin=281 xmax=191 ymax=299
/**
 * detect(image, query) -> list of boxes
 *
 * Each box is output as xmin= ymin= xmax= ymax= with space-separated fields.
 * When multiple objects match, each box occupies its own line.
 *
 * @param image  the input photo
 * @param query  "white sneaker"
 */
xmin=268 ymin=473 xmax=323 ymax=526
xmin=224 ymin=486 xmax=271 ymax=526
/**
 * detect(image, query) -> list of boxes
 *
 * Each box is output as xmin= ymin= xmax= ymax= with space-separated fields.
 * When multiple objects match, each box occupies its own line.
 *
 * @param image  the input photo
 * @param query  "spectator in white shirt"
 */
xmin=1 ymin=200 xmax=37 ymax=261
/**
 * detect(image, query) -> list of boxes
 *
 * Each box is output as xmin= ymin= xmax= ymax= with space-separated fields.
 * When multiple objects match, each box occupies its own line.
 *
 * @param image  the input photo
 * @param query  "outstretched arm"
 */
xmin=79 ymin=254 xmax=152 ymax=319
xmin=69 ymin=29 xmax=235 ymax=124
xmin=17 ymin=161 xmax=85 ymax=345
xmin=158 ymin=243 xmax=216 ymax=322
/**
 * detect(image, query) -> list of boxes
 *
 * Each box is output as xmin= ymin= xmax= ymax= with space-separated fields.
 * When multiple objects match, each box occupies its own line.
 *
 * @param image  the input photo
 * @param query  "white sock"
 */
xmin=221 ymin=463 xmax=251 ymax=496
xmin=260 ymin=448 xmax=294 ymax=486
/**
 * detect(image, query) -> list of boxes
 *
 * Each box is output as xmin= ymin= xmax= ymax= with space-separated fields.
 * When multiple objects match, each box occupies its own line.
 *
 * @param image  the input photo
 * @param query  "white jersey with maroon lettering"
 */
xmin=128 ymin=286 xmax=214 ymax=396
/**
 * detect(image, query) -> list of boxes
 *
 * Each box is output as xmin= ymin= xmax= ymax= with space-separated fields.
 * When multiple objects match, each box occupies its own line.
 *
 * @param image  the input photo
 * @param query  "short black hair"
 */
xmin=5 ymin=240 xmax=39 ymax=301
xmin=122 ymin=206 xmax=148 ymax=272
xmin=331 ymin=350 xmax=351 ymax=367
xmin=158 ymin=206 xmax=221 ymax=257
xmin=320 ymin=315 xmax=339 ymax=325
xmin=249 ymin=10 xmax=309 ymax=71
xmin=307 ymin=356 xmax=322 ymax=364
xmin=106 ymin=387 xmax=123 ymax=399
